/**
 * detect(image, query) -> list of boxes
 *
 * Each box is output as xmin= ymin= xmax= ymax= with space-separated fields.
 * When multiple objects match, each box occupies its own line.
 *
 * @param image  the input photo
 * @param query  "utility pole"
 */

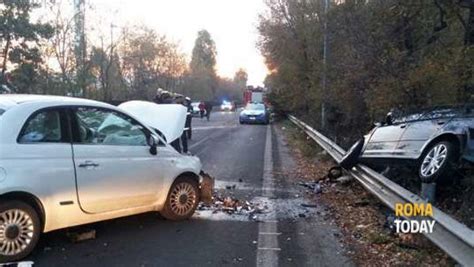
xmin=74 ymin=0 xmax=86 ymax=97
xmin=321 ymin=0 xmax=329 ymax=129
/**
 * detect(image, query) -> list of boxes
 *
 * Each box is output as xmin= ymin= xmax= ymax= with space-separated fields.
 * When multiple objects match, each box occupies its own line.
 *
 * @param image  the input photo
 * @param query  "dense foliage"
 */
xmin=0 ymin=1 xmax=247 ymax=102
xmin=259 ymin=0 xmax=474 ymax=143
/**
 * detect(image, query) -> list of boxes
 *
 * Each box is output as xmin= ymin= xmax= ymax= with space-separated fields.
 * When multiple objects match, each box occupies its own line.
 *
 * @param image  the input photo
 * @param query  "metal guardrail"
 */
xmin=288 ymin=115 xmax=474 ymax=266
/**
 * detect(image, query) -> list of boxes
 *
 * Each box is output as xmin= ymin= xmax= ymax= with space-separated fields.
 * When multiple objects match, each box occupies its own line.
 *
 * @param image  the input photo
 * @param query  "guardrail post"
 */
xmin=420 ymin=182 xmax=436 ymax=202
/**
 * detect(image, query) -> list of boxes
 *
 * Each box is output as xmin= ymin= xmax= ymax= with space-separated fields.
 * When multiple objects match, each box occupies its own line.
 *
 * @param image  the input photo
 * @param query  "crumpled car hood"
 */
xmin=119 ymin=101 xmax=187 ymax=143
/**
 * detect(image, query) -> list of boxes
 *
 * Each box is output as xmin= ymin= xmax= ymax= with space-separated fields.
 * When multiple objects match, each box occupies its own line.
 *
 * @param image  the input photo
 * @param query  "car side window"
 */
xmin=420 ymin=108 xmax=460 ymax=120
xmin=75 ymin=107 xmax=147 ymax=146
xmin=19 ymin=110 xmax=62 ymax=143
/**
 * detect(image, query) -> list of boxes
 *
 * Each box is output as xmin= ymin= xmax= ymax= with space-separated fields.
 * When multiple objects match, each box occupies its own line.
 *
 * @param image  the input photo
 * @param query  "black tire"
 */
xmin=160 ymin=177 xmax=200 ymax=220
xmin=339 ymin=138 xmax=364 ymax=170
xmin=0 ymin=201 xmax=41 ymax=263
xmin=418 ymin=141 xmax=456 ymax=183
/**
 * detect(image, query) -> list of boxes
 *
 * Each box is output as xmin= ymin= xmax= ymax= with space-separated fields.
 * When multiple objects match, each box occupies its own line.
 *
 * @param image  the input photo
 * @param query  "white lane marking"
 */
xmin=189 ymin=124 xmax=236 ymax=150
xmin=189 ymin=134 xmax=214 ymax=149
xmin=257 ymin=125 xmax=279 ymax=267
xmin=193 ymin=125 xmax=237 ymax=130
xmin=259 ymin=232 xmax=282 ymax=235
xmin=214 ymin=180 xmax=299 ymax=194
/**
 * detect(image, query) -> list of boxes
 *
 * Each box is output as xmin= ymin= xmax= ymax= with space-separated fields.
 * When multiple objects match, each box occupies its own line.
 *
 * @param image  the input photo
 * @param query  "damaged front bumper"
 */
xmin=199 ymin=171 xmax=215 ymax=204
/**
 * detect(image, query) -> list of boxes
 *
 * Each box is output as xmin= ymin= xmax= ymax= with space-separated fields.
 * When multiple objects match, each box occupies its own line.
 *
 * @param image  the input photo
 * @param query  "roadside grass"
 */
xmin=279 ymin=119 xmax=329 ymax=160
xmin=277 ymin=118 xmax=455 ymax=267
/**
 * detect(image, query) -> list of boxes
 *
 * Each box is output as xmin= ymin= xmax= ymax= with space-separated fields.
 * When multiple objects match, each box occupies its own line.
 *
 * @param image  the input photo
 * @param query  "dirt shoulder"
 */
xmin=277 ymin=119 xmax=455 ymax=267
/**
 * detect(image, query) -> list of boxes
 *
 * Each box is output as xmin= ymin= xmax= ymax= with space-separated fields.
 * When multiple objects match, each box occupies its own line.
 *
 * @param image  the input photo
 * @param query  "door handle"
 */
xmin=78 ymin=161 xmax=99 ymax=168
xmin=400 ymin=124 xmax=407 ymax=128
xmin=437 ymin=120 xmax=446 ymax=125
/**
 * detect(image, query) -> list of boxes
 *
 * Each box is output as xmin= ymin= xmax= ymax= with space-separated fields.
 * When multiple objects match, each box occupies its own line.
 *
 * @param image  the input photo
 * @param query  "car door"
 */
xmin=14 ymin=107 xmax=77 ymax=207
xmin=363 ymin=111 xmax=416 ymax=159
xmin=71 ymin=106 xmax=167 ymax=214
xmin=396 ymin=107 xmax=458 ymax=159
xmin=364 ymin=124 xmax=406 ymax=157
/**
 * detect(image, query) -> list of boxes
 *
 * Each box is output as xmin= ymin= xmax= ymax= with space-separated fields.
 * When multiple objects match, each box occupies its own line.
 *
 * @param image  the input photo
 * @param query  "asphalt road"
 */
xmin=25 ymin=110 xmax=353 ymax=267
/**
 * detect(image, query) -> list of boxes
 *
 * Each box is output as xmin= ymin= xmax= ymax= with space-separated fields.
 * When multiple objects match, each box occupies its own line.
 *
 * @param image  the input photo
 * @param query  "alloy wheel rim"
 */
xmin=421 ymin=144 xmax=448 ymax=177
xmin=170 ymin=183 xmax=197 ymax=216
xmin=0 ymin=209 xmax=35 ymax=256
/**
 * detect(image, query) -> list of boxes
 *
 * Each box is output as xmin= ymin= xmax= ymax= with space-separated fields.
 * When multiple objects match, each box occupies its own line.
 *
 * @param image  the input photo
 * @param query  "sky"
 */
xmin=87 ymin=0 xmax=269 ymax=86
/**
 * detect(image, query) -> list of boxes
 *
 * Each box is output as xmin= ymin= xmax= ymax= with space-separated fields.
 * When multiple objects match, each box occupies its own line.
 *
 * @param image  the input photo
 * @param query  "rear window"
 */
xmin=19 ymin=110 xmax=62 ymax=143
xmin=246 ymin=103 xmax=265 ymax=110
xmin=0 ymin=109 xmax=4 ymax=116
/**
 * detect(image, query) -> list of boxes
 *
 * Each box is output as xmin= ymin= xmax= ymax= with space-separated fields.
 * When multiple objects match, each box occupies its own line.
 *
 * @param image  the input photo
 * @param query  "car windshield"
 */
xmin=246 ymin=103 xmax=265 ymax=110
xmin=391 ymin=105 xmax=466 ymax=123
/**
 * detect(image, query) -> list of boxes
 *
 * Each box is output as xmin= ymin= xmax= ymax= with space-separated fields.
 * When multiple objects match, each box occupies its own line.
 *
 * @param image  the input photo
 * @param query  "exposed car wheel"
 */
xmin=0 ymin=201 xmax=41 ymax=263
xmin=418 ymin=141 xmax=456 ymax=183
xmin=160 ymin=177 xmax=200 ymax=220
xmin=339 ymin=138 xmax=364 ymax=170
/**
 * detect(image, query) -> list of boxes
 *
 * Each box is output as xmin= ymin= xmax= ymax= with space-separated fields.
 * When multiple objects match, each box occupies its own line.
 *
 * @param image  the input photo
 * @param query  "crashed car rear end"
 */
xmin=340 ymin=105 xmax=474 ymax=183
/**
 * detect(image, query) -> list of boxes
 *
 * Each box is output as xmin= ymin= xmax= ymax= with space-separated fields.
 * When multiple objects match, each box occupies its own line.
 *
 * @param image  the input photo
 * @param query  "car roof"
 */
xmin=0 ymin=94 xmax=112 ymax=110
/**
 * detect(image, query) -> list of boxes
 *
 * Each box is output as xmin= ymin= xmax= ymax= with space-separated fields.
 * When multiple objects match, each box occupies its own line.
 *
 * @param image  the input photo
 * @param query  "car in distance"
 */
xmin=356 ymin=105 xmax=474 ymax=183
xmin=239 ymin=102 xmax=269 ymax=124
xmin=0 ymin=95 xmax=213 ymax=262
xmin=220 ymin=100 xmax=235 ymax=111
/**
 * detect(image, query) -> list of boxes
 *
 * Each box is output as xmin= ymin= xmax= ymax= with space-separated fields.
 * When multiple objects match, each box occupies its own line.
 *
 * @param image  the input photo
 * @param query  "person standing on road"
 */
xmin=184 ymin=97 xmax=193 ymax=140
xmin=199 ymin=101 xmax=206 ymax=119
xmin=204 ymin=101 xmax=212 ymax=121
xmin=174 ymin=95 xmax=191 ymax=154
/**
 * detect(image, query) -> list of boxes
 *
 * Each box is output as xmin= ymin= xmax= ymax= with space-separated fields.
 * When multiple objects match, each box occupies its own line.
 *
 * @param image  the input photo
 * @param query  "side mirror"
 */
xmin=148 ymin=135 xmax=158 ymax=155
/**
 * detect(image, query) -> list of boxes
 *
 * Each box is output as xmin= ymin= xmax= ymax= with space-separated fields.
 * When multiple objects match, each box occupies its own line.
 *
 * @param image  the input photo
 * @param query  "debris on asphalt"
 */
xmin=66 ymin=228 xmax=96 ymax=243
xmin=336 ymin=175 xmax=353 ymax=185
xmin=225 ymin=185 xmax=236 ymax=190
xmin=197 ymin=193 xmax=269 ymax=219
xmin=298 ymin=180 xmax=323 ymax=194
xmin=281 ymin=121 xmax=455 ymax=266
xmin=313 ymin=183 xmax=322 ymax=194
xmin=327 ymin=166 xmax=343 ymax=180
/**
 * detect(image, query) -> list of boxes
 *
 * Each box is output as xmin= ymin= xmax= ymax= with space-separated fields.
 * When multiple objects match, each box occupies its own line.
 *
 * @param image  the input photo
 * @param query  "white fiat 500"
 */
xmin=0 ymin=95 xmax=212 ymax=262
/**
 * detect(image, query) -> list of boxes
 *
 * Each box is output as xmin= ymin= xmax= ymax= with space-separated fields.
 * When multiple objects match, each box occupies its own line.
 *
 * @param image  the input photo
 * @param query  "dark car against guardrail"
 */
xmin=357 ymin=105 xmax=474 ymax=183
